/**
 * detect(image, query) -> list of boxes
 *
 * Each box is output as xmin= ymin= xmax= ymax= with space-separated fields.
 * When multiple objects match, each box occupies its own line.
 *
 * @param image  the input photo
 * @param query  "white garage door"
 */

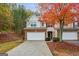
xmin=27 ymin=32 xmax=45 ymax=40
xmin=62 ymin=32 xmax=77 ymax=40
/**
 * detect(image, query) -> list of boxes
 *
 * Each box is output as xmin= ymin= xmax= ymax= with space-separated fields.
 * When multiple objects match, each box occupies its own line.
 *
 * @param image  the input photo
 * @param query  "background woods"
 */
xmin=0 ymin=3 xmax=32 ymax=33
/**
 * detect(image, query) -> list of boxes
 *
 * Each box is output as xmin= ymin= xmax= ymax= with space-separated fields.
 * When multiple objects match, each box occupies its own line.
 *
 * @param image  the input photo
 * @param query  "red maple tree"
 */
xmin=38 ymin=3 xmax=79 ymax=41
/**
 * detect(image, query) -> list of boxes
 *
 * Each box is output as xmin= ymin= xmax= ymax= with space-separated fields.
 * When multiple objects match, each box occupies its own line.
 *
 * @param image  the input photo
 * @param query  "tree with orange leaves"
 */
xmin=38 ymin=3 xmax=79 ymax=42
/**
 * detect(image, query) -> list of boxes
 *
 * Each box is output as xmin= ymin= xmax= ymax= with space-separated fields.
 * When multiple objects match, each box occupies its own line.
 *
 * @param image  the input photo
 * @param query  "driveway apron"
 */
xmin=7 ymin=41 xmax=52 ymax=56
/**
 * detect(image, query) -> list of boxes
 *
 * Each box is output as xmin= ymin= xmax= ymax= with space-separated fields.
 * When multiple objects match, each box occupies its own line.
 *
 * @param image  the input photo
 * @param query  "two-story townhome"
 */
xmin=54 ymin=17 xmax=79 ymax=40
xmin=24 ymin=10 xmax=79 ymax=41
xmin=24 ymin=11 xmax=47 ymax=40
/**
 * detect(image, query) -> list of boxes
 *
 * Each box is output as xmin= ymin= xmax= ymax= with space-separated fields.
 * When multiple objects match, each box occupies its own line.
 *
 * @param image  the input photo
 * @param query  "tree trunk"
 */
xmin=59 ymin=20 xmax=64 ymax=42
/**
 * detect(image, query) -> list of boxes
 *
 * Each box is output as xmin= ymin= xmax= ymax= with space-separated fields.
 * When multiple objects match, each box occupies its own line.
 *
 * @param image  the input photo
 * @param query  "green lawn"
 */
xmin=0 ymin=40 xmax=23 ymax=53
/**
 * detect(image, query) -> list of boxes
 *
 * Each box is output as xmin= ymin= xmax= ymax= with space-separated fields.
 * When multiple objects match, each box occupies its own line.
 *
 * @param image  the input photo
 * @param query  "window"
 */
xmin=46 ymin=24 xmax=53 ymax=27
xmin=31 ymin=22 xmax=36 ymax=27
xmin=42 ymin=23 xmax=44 ymax=26
xmin=73 ymin=21 xmax=79 ymax=28
xmin=78 ymin=22 xmax=79 ymax=27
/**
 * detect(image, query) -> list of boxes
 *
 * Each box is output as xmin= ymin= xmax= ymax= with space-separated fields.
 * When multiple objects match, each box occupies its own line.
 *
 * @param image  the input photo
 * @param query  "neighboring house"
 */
xmin=24 ymin=11 xmax=79 ymax=41
xmin=54 ymin=17 xmax=79 ymax=40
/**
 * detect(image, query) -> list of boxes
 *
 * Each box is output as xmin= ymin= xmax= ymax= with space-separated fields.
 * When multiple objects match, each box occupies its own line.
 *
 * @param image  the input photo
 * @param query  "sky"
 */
xmin=19 ymin=3 xmax=38 ymax=11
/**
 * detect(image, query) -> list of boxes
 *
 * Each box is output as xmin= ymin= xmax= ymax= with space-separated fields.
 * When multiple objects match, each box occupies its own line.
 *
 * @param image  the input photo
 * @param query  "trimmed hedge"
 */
xmin=53 ymin=37 xmax=60 ymax=42
xmin=45 ymin=37 xmax=51 ymax=41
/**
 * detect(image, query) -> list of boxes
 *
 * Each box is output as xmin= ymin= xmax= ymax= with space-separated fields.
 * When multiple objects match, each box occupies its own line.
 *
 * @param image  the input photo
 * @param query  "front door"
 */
xmin=48 ymin=31 xmax=52 ymax=40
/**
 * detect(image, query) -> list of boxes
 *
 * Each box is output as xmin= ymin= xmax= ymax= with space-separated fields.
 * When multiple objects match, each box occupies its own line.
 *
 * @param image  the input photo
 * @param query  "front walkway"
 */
xmin=7 ymin=41 xmax=52 ymax=56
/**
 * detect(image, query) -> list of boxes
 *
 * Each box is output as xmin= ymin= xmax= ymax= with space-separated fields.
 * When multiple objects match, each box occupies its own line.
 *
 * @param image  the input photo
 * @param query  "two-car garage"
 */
xmin=27 ymin=32 xmax=45 ymax=40
xmin=62 ymin=29 xmax=78 ymax=40
xmin=24 ymin=28 xmax=46 ymax=40
xmin=62 ymin=32 xmax=78 ymax=40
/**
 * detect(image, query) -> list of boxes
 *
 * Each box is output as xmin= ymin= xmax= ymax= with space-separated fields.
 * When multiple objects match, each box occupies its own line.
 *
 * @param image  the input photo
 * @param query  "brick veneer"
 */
xmin=24 ymin=28 xmax=46 ymax=32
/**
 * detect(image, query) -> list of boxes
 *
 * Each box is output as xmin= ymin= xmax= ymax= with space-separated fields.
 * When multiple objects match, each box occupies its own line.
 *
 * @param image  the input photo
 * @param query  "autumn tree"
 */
xmin=0 ymin=4 xmax=13 ymax=32
xmin=38 ymin=3 xmax=79 ymax=42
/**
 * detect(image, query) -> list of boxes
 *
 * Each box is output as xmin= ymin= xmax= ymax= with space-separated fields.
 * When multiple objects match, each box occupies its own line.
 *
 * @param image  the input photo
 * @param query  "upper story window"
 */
xmin=46 ymin=24 xmax=53 ymax=27
xmin=73 ymin=21 xmax=79 ymax=28
xmin=31 ymin=22 xmax=36 ymax=27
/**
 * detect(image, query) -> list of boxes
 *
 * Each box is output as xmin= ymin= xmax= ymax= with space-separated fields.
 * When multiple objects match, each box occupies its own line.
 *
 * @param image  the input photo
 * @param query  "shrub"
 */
xmin=45 ymin=37 xmax=51 ymax=41
xmin=53 ymin=37 xmax=60 ymax=42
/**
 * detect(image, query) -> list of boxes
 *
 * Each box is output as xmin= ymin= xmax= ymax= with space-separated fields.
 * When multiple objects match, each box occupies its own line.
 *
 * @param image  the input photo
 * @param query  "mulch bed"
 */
xmin=0 ymin=32 xmax=23 ymax=43
xmin=47 ymin=41 xmax=79 ymax=56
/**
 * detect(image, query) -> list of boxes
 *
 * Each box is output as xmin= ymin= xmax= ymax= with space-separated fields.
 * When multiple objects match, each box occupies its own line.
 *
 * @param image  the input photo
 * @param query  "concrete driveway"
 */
xmin=7 ymin=41 xmax=52 ymax=56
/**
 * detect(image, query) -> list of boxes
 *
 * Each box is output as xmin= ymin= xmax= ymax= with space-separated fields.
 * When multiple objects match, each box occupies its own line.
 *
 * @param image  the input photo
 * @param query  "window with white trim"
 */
xmin=31 ymin=22 xmax=36 ymax=27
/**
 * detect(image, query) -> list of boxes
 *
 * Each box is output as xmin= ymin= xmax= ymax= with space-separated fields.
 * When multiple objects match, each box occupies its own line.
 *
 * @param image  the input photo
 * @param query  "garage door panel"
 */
xmin=27 ymin=32 xmax=45 ymax=40
xmin=62 ymin=32 xmax=77 ymax=40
